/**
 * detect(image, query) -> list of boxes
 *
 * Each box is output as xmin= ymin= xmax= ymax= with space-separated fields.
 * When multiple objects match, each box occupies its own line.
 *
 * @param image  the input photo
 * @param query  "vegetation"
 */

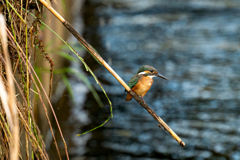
xmin=0 ymin=0 xmax=184 ymax=159
xmin=0 ymin=0 xmax=112 ymax=159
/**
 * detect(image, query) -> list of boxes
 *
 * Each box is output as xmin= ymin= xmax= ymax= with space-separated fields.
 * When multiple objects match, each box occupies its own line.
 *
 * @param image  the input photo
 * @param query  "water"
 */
xmin=62 ymin=0 xmax=240 ymax=159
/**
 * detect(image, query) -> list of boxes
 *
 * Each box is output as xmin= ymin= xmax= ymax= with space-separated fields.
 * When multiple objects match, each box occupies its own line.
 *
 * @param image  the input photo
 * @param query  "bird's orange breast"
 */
xmin=131 ymin=76 xmax=153 ymax=97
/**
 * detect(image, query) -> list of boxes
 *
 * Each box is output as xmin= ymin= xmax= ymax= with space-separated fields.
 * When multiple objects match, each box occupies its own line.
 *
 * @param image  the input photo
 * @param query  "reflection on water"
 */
xmin=66 ymin=0 xmax=240 ymax=159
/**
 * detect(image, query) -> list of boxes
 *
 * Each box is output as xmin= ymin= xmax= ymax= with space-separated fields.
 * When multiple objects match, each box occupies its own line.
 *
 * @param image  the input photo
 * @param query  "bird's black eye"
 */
xmin=150 ymin=70 xmax=153 ymax=73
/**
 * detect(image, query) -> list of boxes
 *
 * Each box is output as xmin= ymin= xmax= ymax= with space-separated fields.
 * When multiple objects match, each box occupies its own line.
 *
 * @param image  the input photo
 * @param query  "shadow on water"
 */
xmin=58 ymin=0 xmax=240 ymax=160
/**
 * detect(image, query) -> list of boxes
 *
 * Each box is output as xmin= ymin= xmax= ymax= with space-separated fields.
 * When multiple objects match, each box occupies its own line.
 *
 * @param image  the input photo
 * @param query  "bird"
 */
xmin=125 ymin=65 xmax=168 ymax=102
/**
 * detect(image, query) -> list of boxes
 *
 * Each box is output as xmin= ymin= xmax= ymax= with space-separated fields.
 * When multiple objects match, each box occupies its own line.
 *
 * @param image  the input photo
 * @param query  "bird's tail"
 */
xmin=125 ymin=93 xmax=132 ymax=101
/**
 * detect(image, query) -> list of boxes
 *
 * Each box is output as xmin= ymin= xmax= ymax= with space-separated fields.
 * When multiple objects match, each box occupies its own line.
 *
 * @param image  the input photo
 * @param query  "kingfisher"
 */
xmin=125 ymin=65 xmax=168 ymax=102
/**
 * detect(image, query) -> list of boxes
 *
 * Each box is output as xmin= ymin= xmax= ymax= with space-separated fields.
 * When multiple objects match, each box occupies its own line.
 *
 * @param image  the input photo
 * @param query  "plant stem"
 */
xmin=39 ymin=0 xmax=185 ymax=147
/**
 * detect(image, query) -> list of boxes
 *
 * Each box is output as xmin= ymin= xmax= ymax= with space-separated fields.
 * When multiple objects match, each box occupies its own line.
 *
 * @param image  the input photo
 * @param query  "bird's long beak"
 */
xmin=155 ymin=73 xmax=169 ymax=80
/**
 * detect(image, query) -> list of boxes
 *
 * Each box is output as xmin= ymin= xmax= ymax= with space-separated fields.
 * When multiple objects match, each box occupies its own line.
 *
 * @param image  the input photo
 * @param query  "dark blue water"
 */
xmin=60 ymin=1 xmax=240 ymax=160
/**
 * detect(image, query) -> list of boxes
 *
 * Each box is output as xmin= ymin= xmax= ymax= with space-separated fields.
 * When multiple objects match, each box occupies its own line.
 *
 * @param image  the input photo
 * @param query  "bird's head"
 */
xmin=137 ymin=65 xmax=169 ymax=80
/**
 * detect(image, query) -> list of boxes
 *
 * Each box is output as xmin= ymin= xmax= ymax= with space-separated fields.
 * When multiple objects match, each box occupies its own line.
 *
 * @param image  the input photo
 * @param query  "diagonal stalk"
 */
xmin=39 ymin=0 xmax=185 ymax=147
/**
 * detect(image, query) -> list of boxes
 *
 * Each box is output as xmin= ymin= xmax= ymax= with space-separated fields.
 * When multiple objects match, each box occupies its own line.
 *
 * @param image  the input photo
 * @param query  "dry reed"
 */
xmin=0 ymin=0 xmax=66 ymax=159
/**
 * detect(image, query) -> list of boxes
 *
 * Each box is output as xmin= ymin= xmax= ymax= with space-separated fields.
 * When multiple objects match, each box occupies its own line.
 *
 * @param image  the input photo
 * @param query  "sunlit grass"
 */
xmin=4 ymin=2 xmax=114 ymax=159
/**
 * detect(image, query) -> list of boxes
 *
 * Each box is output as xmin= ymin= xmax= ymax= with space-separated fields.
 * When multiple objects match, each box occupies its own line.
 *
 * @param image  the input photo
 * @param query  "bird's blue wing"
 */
xmin=127 ymin=75 xmax=140 ymax=89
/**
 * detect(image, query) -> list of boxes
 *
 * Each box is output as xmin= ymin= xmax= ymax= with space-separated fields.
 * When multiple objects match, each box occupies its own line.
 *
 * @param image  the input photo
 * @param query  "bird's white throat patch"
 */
xmin=148 ymin=75 xmax=157 ymax=78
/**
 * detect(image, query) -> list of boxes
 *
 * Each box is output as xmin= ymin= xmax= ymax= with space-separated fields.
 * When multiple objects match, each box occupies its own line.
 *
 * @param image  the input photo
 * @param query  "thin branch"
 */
xmin=39 ymin=0 xmax=185 ymax=147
